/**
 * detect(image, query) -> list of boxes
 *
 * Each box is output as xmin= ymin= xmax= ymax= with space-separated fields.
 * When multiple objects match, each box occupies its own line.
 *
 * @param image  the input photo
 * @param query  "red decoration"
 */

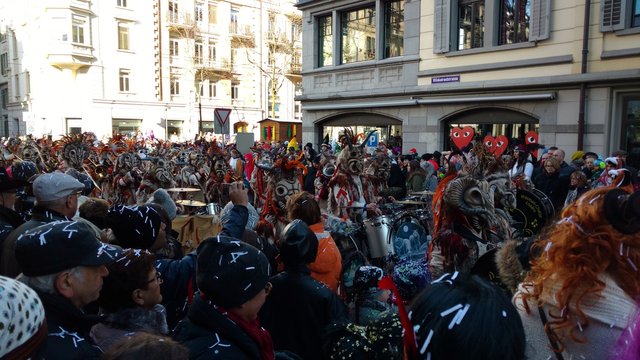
xmin=483 ymin=135 xmax=496 ymax=154
xmin=494 ymin=135 xmax=509 ymax=157
xmin=451 ymin=126 xmax=474 ymax=150
xmin=525 ymin=131 xmax=539 ymax=158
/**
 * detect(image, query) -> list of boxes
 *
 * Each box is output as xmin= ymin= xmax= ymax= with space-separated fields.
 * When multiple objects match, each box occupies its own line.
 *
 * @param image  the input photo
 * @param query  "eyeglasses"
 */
xmin=264 ymin=282 xmax=272 ymax=295
xmin=145 ymin=271 xmax=163 ymax=286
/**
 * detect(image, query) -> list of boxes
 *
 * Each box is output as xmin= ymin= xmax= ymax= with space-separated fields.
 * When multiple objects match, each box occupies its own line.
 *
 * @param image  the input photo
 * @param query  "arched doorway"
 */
xmin=316 ymin=112 xmax=403 ymax=148
xmin=441 ymin=107 xmax=539 ymax=150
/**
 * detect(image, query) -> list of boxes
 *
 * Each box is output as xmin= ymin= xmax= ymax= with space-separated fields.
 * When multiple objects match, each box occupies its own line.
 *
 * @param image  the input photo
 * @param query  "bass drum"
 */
xmin=508 ymin=188 xmax=555 ymax=237
xmin=390 ymin=214 xmax=431 ymax=261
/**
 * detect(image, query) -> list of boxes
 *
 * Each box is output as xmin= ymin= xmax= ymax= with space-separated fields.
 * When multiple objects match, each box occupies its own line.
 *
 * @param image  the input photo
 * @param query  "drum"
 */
xmin=363 ymin=215 xmax=395 ymax=258
xmin=390 ymin=214 xmax=431 ymax=261
xmin=508 ymin=188 xmax=555 ymax=237
xmin=414 ymin=209 xmax=434 ymax=236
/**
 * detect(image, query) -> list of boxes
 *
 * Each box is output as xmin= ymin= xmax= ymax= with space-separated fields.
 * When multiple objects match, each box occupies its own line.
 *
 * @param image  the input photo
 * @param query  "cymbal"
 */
xmin=339 ymin=205 xmax=366 ymax=209
xmin=176 ymin=199 xmax=207 ymax=207
xmin=410 ymin=191 xmax=436 ymax=196
xmin=394 ymin=200 xmax=429 ymax=205
xmin=166 ymin=187 xmax=201 ymax=192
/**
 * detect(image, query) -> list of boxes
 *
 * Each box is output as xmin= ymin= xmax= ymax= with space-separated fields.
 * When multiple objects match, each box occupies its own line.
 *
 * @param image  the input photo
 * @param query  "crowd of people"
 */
xmin=0 ymin=130 xmax=639 ymax=359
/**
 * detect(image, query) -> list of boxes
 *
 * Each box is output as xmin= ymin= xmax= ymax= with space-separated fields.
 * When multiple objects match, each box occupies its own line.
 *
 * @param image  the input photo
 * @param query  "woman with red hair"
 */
xmin=514 ymin=187 xmax=640 ymax=359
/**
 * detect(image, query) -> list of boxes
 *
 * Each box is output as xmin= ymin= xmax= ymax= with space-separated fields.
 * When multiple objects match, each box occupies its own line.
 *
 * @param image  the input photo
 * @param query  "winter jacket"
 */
xmin=1 ymin=206 xmax=71 ymax=277
xmin=307 ymin=222 xmax=342 ymax=293
xmin=173 ymin=294 xmax=267 ymax=360
xmin=35 ymin=289 xmax=104 ymax=360
xmin=0 ymin=206 xmax=23 ymax=259
xmin=158 ymin=204 xmax=248 ymax=328
xmin=406 ymin=172 xmax=426 ymax=193
xmin=90 ymin=304 xmax=169 ymax=352
xmin=259 ymin=265 xmax=349 ymax=360
xmin=532 ymin=171 xmax=567 ymax=213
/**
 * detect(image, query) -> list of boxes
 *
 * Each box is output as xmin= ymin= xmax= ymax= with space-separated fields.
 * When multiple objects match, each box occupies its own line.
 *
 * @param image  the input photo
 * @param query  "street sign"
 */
xmin=367 ymin=132 xmax=379 ymax=148
xmin=214 ymin=108 xmax=231 ymax=134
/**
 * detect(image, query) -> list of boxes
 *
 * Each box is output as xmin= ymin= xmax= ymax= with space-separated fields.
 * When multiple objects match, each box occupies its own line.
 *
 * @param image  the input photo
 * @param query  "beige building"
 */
xmin=296 ymin=0 xmax=640 ymax=167
xmin=0 ymin=0 xmax=302 ymax=141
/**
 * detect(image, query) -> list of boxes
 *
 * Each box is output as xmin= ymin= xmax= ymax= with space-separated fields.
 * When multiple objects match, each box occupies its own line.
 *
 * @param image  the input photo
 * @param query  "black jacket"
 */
xmin=0 ymin=206 xmax=23 ymax=257
xmin=36 ymin=290 xmax=104 ymax=360
xmin=259 ymin=265 xmax=349 ymax=360
xmin=158 ymin=205 xmax=248 ymax=328
xmin=533 ymin=171 xmax=567 ymax=213
xmin=1 ymin=206 xmax=71 ymax=277
xmin=173 ymin=294 xmax=264 ymax=360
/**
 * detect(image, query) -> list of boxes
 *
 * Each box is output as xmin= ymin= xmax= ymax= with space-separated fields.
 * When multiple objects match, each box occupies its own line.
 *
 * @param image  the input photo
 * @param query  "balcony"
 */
xmin=47 ymin=41 xmax=95 ymax=70
xmin=195 ymin=58 xmax=233 ymax=79
xmin=230 ymin=23 xmax=255 ymax=48
xmin=166 ymin=12 xmax=196 ymax=35
xmin=285 ymin=62 xmax=302 ymax=82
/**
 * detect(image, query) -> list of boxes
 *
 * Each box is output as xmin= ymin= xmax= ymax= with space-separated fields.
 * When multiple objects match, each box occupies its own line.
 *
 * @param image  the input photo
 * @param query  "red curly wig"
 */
xmin=520 ymin=187 xmax=640 ymax=350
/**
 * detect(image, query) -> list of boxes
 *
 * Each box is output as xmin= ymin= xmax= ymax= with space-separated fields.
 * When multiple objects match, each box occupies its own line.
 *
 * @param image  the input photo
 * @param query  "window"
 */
xmin=317 ymin=15 xmax=332 ymax=67
xmin=118 ymin=23 xmax=130 ymax=50
xmin=117 ymin=0 xmax=127 ymax=7
xmin=458 ymin=0 xmax=485 ymax=50
xmin=230 ymin=8 xmax=239 ymax=33
xmin=208 ymin=41 xmax=216 ymax=61
xmin=195 ymin=40 xmax=203 ymax=64
xmin=169 ymin=38 xmax=179 ymax=57
xmin=433 ymin=0 xmax=548 ymax=53
xmin=208 ymin=80 xmax=217 ymax=97
xmin=341 ymin=6 xmax=376 ymax=64
xmin=72 ymin=14 xmax=87 ymax=44
xmin=169 ymin=1 xmax=179 ymax=22
xmin=119 ymin=69 xmax=130 ymax=92
xmin=1 ymin=88 xmax=8 ymax=109
xmin=209 ymin=4 xmax=217 ymax=24
xmin=231 ymin=82 xmax=239 ymax=99
xmin=170 ymin=77 xmax=180 ymax=95
xmin=195 ymin=3 xmax=204 ymax=22
xmin=499 ymin=0 xmax=531 ymax=45
xmin=197 ymin=81 xmax=204 ymax=96
xmin=0 ymin=53 xmax=7 ymax=75
xmin=13 ymin=74 xmax=19 ymax=99
xmin=384 ymin=1 xmax=404 ymax=58
xmin=601 ymin=0 xmax=640 ymax=31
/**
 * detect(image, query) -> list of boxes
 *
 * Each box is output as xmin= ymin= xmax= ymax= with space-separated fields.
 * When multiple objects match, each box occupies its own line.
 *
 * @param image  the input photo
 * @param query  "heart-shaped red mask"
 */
xmin=525 ymin=131 xmax=539 ymax=158
xmin=494 ymin=135 xmax=509 ymax=158
xmin=483 ymin=135 xmax=496 ymax=154
xmin=451 ymin=126 xmax=474 ymax=151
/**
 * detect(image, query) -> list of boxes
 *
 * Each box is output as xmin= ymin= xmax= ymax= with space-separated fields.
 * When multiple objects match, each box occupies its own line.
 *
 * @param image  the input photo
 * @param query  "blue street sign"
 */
xmin=367 ymin=132 xmax=379 ymax=147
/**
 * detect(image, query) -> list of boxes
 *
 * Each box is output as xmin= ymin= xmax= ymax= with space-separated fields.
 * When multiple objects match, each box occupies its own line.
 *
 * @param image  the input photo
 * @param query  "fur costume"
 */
xmin=327 ymin=129 xmax=377 ymax=219
xmin=429 ymin=143 xmax=516 ymax=279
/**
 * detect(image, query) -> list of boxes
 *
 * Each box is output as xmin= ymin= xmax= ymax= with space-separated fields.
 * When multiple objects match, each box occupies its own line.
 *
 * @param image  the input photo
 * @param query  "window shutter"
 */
xmin=530 ymin=0 xmax=551 ymax=41
xmin=433 ymin=0 xmax=450 ymax=53
xmin=600 ymin=0 xmax=626 ymax=32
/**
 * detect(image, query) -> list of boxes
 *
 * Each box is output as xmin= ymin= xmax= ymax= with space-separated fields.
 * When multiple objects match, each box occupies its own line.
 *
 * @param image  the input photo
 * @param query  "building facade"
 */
xmin=0 ymin=0 xmax=302 ymax=142
xmin=296 ymin=0 xmax=640 ymax=167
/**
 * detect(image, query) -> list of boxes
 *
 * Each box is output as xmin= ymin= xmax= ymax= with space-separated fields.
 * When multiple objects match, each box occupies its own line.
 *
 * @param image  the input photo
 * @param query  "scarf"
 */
xmin=216 ymin=305 xmax=275 ymax=360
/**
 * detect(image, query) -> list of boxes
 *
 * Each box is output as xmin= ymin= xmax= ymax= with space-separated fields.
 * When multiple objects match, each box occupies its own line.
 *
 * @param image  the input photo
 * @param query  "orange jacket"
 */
xmin=308 ymin=222 xmax=342 ymax=293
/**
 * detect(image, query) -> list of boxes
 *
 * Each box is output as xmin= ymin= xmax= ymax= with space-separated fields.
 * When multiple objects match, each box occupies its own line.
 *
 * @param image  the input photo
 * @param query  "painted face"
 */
xmin=346 ymin=148 xmax=365 ymax=175
xmin=213 ymin=158 xmax=228 ymax=180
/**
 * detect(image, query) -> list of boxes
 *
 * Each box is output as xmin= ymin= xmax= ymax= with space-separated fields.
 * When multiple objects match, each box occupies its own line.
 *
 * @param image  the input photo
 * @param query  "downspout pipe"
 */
xmin=577 ymin=0 xmax=591 ymax=150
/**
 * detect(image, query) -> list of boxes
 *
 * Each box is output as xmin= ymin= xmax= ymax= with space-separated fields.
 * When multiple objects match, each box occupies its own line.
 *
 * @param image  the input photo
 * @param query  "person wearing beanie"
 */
xmin=1 ymin=171 xmax=85 ymax=277
xmin=147 ymin=188 xmax=177 ymax=221
xmin=15 ymin=220 xmax=120 ymax=360
xmin=161 ymin=182 xmax=252 ymax=329
xmin=107 ymin=205 xmax=167 ymax=251
xmin=172 ymin=235 xmax=276 ymax=359
xmin=349 ymin=265 xmax=395 ymax=326
xmin=0 ymin=275 xmax=47 ymax=360
xmin=259 ymin=220 xmax=348 ymax=360
xmin=0 ymin=162 xmax=37 ymax=247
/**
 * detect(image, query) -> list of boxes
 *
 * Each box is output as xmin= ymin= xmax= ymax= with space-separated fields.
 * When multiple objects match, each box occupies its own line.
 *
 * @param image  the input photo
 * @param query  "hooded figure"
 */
xmin=259 ymin=220 xmax=348 ymax=360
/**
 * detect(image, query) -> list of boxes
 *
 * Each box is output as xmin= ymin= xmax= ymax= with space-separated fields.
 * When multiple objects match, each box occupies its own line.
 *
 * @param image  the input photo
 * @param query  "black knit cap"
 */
xmin=196 ymin=235 xmax=271 ymax=308
xmin=15 ymin=220 xmax=120 ymax=276
xmin=107 ymin=205 xmax=162 ymax=249
xmin=279 ymin=219 xmax=318 ymax=266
